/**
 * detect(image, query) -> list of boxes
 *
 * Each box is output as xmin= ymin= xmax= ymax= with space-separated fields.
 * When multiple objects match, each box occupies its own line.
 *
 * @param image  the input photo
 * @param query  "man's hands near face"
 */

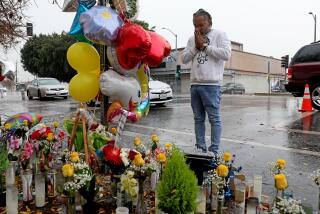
xmin=194 ymin=30 xmax=205 ymax=50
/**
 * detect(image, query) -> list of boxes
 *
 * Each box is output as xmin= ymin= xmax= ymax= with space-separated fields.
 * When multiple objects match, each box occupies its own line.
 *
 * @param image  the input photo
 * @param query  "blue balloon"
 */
xmin=80 ymin=0 xmax=96 ymax=8
xmin=80 ymin=6 xmax=124 ymax=45
xmin=69 ymin=0 xmax=94 ymax=42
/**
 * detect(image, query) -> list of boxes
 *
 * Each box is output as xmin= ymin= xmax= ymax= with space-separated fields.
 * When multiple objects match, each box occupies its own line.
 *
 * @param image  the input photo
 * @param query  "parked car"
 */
xmin=149 ymin=78 xmax=173 ymax=105
xmin=221 ymin=83 xmax=245 ymax=94
xmin=87 ymin=78 xmax=173 ymax=107
xmin=27 ymin=78 xmax=69 ymax=100
xmin=271 ymin=80 xmax=286 ymax=92
xmin=284 ymin=42 xmax=320 ymax=109
xmin=0 ymin=83 xmax=7 ymax=97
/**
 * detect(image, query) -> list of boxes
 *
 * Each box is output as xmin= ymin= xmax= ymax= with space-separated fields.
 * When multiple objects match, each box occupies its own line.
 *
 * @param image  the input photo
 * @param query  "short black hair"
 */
xmin=193 ymin=9 xmax=212 ymax=25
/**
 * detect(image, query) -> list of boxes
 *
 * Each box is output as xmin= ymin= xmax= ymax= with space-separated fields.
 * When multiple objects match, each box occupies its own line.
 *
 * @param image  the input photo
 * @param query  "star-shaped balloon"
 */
xmin=69 ymin=0 xmax=96 ymax=43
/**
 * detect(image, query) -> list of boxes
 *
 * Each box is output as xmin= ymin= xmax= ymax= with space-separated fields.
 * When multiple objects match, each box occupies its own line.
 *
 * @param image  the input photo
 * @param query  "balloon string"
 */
xmin=92 ymin=93 xmax=100 ymax=117
xmin=119 ymin=11 xmax=129 ymax=23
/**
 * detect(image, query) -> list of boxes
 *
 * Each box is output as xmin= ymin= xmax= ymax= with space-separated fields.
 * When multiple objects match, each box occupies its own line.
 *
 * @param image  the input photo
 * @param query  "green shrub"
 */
xmin=157 ymin=147 xmax=199 ymax=214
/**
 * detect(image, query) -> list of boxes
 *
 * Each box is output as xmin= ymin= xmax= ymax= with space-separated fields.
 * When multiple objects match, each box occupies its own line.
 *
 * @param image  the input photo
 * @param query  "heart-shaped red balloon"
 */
xmin=116 ymin=23 xmax=151 ymax=69
xmin=143 ymin=31 xmax=171 ymax=67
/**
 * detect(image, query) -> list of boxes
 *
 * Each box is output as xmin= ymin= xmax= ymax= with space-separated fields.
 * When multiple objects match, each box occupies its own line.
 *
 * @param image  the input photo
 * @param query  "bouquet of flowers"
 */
xmin=204 ymin=151 xmax=241 ymax=198
xmin=61 ymin=150 xmax=93 ymax=196
xmin=127 ymin=135 xmax=170 ymax=177
xmin=269 ymin=159 xmax=287 ymax=176
xmin=102 ymin=140 xmax=129 ymax=175
xmin=274 ymin=197 xmax=306 ymax=214
xmin=1 ymin=119 xmax=30 ymax=161
xmin=269 ymin=159 xmax=288 ymax=198
xmin=28 ymin=122 xmax=67 ymax=170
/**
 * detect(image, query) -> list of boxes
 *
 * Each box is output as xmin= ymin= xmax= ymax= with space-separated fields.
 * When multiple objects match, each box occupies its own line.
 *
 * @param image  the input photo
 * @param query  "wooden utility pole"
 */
xmin=99 ymin=0 xmax=109 ymax=125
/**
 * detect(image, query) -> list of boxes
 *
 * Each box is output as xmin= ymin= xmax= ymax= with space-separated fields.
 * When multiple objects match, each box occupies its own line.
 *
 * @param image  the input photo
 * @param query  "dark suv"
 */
xmin=285 ymin=42 xmax=320 ymax=110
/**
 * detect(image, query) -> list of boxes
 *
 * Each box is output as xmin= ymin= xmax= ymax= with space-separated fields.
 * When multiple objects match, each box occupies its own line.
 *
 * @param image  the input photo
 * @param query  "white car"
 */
xmin=0 ymin=83 xmax=7 ymax=97
xmin=27 ymin=78 xmax=69 ymax=100
xmin=149 ymin=78 xmax=173 ymax=105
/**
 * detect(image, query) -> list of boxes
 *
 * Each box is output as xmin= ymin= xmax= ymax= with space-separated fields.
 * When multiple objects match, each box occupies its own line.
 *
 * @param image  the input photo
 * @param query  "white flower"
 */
xmin=310 ymin=169 xmax=320 ymax=185
xmin=276 ymin=197 xmax=306 ymax=214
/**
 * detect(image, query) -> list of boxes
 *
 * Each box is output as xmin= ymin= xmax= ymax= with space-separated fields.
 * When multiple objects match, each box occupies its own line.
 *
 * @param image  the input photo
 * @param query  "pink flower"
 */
xmin=154 ymin=148 xmax=162 ymax=155
xmin=9 ymin=136 xmax=20 ymax=150
xmin=22 ymin=142 xmax=33 ymax=160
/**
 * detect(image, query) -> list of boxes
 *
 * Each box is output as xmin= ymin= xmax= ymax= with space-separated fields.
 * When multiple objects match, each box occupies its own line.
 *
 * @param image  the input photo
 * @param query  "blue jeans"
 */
xmin=191 ymin=85 xmax=221 ymax=153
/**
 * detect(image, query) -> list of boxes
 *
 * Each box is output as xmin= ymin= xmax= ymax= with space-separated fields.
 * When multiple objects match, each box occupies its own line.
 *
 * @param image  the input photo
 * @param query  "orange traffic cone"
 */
xmin=299 ymin=84 xmax=313 ymax=112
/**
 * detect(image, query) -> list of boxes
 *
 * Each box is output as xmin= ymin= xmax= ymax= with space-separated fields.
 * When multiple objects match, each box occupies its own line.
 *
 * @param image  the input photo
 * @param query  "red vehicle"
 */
xmin=285 ymin=42 xmax=320 ymax=110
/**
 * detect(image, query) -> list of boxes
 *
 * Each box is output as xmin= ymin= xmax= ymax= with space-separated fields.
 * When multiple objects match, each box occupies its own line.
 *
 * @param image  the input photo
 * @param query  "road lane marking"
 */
xmin=273 ymin=111 xmax=315 ymax=129
xmin=126 ymin=123 xmax=320 ymax=157
xmin=272 ymin=127 xmax=320 ymax=136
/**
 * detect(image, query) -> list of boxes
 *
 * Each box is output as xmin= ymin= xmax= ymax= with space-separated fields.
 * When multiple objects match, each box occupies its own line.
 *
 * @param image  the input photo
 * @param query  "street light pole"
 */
xmin=309 ymin=12 xmax=317 ymax=42
xmin=161 ymin=27 xmax=180 ymax=92
xmin=162 ymin=27 xmax=177 ymax=52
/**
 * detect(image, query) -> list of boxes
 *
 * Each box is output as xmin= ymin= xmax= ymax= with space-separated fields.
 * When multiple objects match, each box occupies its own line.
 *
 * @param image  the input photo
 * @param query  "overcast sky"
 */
xmin=1 ymin=0 xmax=319 ymax=81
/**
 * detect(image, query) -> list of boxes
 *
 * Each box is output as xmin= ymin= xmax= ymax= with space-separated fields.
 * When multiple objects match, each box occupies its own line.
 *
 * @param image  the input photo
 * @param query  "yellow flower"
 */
xmin=274 ymin=173 xmax=288 ymax=190
xmin=134 ymin=137 xmax=141 ymax=146
xmin=46 ymin=133 xmax=54 ymax=141
xmin=133 ymin=154 xmax=145 ymax=167
xmin=276 ymin=159 xmax=286 ymax=170
xmin=165 ymin=143 xmax=172 ymax=150
xmin=223 ymin=152 xmax=232 ymax=162
xmin=4 ymin=123 xmax=11 ymax=130
xmin=111 ymin=127 xmax=117 ymax=135
xmin=151 ymin=134 xmax=159 ymax=143
xmin=157 ymin=153 xmax=167 ymax=163
xmin=62 ymin=164 xmax=74 ymax=177
xmin=23 ymin=120 xmax=29 ymax=126
xmin=53 ymin=121 xmax=59 ymax=128
xmin=216 ymin=164 xmax=229 ymax=177
xmin=70 ymin=152 xmax=80 ymax=163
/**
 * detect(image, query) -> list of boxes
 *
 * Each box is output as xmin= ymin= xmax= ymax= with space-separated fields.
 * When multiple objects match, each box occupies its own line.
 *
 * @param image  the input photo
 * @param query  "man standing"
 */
xmin=181 ymin=9 xmax=231 ymax=154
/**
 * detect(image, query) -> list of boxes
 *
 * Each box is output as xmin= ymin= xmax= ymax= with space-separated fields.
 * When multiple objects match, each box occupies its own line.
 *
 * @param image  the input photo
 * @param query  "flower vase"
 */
xmin=6 ymin=161 xmax=16 ymax=186
xmin=21 ymin=169 xmax=33 ymax=203
xmin=216 ymin=192 xmax=224 ymax=214
xmin=34 ymin=173 xmax=46 ymax=207
xmin=6 ymin=185 xmax=18 ymax=214
xmin=135 ymin=176 xmax=147 ymax=214
xmin=35 ymin=173 xmax=45 ymax=207
xmin=66 ymin=196 xmax=76 ymax=214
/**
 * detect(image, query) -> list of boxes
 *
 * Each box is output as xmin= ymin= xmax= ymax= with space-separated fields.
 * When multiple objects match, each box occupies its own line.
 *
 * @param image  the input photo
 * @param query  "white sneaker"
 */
xmin=195 ymin=148 xmax=206 ymax=153
xmin=207 ymin=151 xmax=215 ymax=157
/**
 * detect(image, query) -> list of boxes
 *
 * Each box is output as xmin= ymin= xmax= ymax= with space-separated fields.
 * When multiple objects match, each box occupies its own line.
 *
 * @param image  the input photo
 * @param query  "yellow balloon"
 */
xmin=136 ymin=64 xmax=149 ymax=98
xmin=90 ymin=68 xmax=100 ymax=77
xmin=69 ymin=73 xmax=100 ymax=102
xmin=67 ymin=42 xmax=100 ymax=73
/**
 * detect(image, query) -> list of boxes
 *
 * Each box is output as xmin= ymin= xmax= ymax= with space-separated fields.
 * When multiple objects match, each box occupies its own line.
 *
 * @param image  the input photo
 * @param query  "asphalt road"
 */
xmin=1 ymin=92 xmax=319 ymax=210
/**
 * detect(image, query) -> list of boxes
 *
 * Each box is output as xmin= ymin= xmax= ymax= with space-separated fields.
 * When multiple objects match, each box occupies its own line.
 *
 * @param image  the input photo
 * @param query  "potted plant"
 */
xmin=156 ymin=147 xmax=199 ymax=214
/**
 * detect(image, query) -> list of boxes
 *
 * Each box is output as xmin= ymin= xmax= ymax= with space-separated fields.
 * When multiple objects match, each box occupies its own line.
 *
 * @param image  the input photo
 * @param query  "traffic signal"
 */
xmin=175 ymin=65 xmax=181 ymax=79
xmin=281 ymin=55 xmax=289 ymax=68
xmin=26 ymin=23 xmax=33 ymax=36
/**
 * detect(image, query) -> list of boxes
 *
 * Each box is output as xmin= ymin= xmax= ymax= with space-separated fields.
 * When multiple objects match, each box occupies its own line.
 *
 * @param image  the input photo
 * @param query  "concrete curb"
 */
xmin=254 ymin=93 xmax=292 ymax=96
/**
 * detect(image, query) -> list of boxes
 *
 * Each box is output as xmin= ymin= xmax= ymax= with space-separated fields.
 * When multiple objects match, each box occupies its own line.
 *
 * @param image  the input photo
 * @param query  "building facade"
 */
xmin=150 ymin=41 xmax=286 ymax=94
